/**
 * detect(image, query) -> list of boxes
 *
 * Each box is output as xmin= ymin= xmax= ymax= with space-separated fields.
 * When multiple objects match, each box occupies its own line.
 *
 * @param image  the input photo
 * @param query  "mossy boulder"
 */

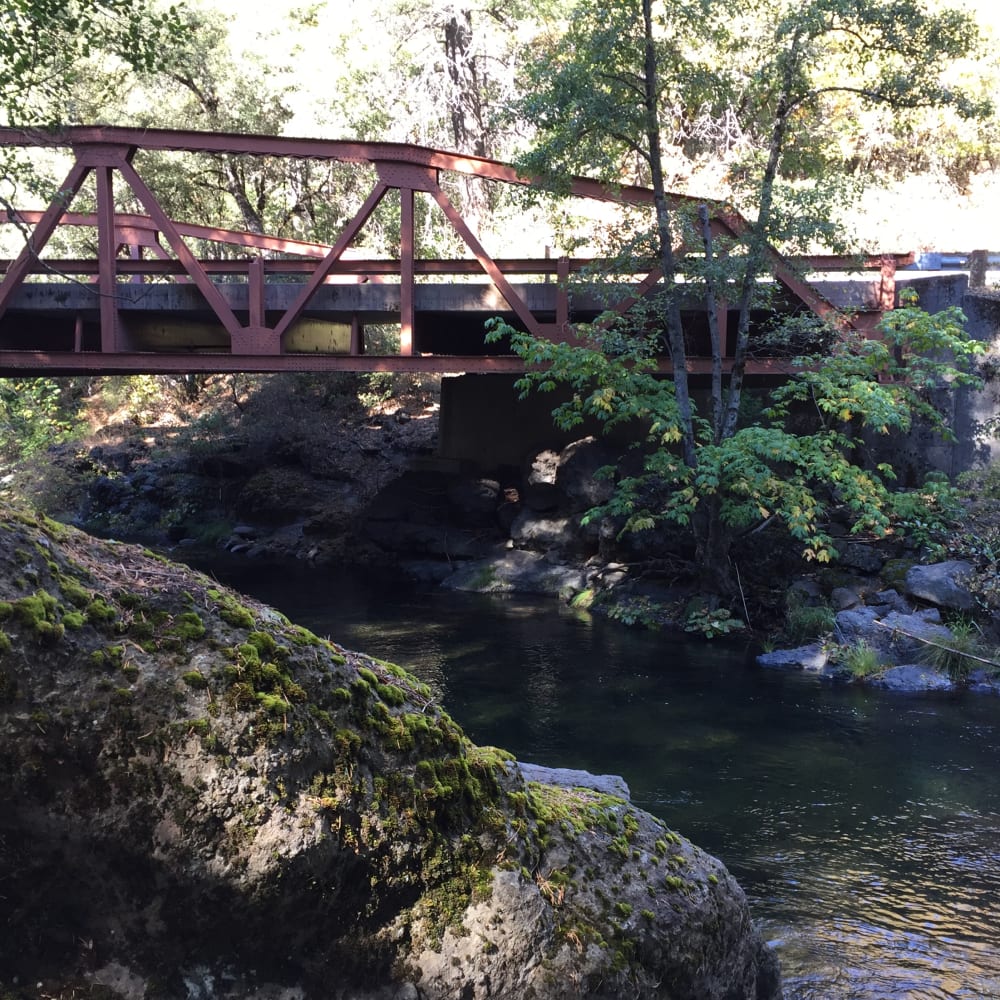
xmin=0 ymin=509 xmax=781 ymax=1000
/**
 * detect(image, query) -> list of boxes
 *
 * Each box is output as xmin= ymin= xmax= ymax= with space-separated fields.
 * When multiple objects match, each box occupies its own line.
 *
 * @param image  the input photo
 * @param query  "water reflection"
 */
xmin=189 ymin=557 xmax=1000 ymax=1000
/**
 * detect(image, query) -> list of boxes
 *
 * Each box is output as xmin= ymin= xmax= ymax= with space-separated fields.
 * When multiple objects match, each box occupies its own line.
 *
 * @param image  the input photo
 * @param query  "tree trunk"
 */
xmin=642 ymin=0 xmax=697 ymax=469
xmin=695 ymin=498 xmax=737 ymax=598
xmin=720 ymin=28 xmax=804 ymax=444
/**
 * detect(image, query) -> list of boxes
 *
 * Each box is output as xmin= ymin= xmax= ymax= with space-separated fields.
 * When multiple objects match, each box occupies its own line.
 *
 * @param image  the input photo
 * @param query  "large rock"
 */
xmin=757 ymin=643 xmax=831 ymax=673
xmin=556 ymin=437 xmax=617 ymax=512
xmin=904 ymin=561 xmax=976 ymax=611
xmin=834 ymin=607 xmax=951 ymax=661
xmin=0 ymin=511 xmax=781 ymax=999
xmin=872 ymin=665 xmax=955 ymax=693
xmin=510 ymin=509 xmax=580 ymax=551
xmin=441 ymin=548 xmax=589 ymax=596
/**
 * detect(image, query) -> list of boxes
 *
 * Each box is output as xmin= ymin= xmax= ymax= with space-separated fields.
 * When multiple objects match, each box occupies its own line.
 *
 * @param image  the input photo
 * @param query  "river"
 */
xmin=195 ymin=557 xmax=1000 ymax=1000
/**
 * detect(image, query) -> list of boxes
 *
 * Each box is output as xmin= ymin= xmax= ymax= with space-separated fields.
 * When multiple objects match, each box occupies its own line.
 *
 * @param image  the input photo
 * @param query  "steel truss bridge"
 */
xmin=0 ymin=126 xmax=910 ymax=376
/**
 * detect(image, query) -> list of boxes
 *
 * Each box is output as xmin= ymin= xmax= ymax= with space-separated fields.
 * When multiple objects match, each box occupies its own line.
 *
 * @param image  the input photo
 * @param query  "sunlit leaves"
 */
xmin=0 ymin=0 xmax=182 ymax=126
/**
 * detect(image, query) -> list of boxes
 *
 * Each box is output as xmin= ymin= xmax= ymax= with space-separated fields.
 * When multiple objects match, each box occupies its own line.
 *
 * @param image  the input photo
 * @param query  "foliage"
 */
xmin=837 ymin=638 xmax=883 ymax=679
xmin=781 ymin=600 xmax=835 ymax=645
xmin=919 ymin=618 xmax=988 ymax=682
xmin=683 ymin=605 xmax=745 ymax=639
xmin=0 ymin=378 xmax=84 ymax=462
xmin=501 ymin=0 xmax=987 ymax=592
xmin=603 ymin=595 xmax=668 ymax=629
xmin=0 ymin=0 xmax=181 ymax=127
xmin=490 ymin=292 xmax=983 ymax=584
xmin=886 ymin=474 xmax=965 ymax=559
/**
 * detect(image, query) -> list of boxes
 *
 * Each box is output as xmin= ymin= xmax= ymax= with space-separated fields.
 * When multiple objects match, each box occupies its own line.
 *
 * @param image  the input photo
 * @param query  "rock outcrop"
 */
xmin=0 ymin=510 xmax=781 ymax=1000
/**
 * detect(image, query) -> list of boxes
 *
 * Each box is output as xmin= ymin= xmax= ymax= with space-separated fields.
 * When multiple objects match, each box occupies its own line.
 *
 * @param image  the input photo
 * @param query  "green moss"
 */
xmin=59 ymin=575 xmax=92 ymax=609
xmin=115 ymin=590 xmax=150 ymax=611
xmin=332 ymin=687 xmax=352 ymax=704
xmin=286 ymin=623 xmax=321 ymax=646
xmin=236 ymin=642 xmax=262 ymax=667
xmin=182 ymin=671 xmax=209 ymax=690
xmin=207 ymin=588 xmax=256 ymax=629
xmin=247 ymin=630 xmax=281 ymax=657
xmin=613 ymin=901 xmax=633 ymax=919
xmin=173 ymin=611 xmax=206 ymax=641
xmin=62 ymin=610 xmax=86 ymax=629
xmin=85 ymin=598 xmax=117 ymax=627
xmin=376 ymin=682 xmax=407 ymax=706
xmin=89 ymin=645 xmax=125 ymax=671
xmin=335 ymin=728 xmax=362 ymax=756
xmin=257 ymin=692 xmax=290 ymax=716
xmin=0 ymin=631 xmax=10 ymax=655
xmin=0 ymin=601 xmax=11 ymax=620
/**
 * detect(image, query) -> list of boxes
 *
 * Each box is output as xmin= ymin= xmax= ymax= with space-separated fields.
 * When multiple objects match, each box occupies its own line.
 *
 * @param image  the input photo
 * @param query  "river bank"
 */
xmin=179 ymin=554 xmax=1000 ymax=1000
xmin=5 ymin=371 xmax=999 ymax=693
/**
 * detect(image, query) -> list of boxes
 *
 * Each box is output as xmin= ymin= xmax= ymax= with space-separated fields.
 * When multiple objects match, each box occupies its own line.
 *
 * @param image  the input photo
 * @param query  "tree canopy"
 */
xmin=0 ymin=0 xmax=181 ymax=127
xmin=494 ymin=0 xmax=990 ymax=594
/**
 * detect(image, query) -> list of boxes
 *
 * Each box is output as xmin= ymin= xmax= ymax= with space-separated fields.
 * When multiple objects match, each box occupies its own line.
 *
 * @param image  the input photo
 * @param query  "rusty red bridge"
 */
xmin=0 ymin=126 xmax=909 ymax=377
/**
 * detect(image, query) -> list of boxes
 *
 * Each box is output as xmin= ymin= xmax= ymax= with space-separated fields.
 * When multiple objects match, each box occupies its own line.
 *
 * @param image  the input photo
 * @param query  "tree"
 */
xmin=0 ymin=0 xmax=181 ymax=127
xmin=497 ymin=0 xmax=989 ymax=595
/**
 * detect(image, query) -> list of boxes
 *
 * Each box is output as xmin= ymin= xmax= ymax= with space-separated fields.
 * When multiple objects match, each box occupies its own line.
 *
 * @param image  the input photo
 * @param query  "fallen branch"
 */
xmin=873 ymin=619 xmax=1000 ymax=669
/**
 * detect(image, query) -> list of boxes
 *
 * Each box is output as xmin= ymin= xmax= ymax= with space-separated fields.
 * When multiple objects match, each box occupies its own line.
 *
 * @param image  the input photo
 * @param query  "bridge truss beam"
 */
xmin=0 ymin=125 xmax=908 ymax=376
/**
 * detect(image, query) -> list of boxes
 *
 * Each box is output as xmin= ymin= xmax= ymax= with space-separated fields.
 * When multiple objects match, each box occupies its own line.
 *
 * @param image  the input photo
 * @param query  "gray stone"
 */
xmin=441 ymin=549 xmax=588 ymax=596
xmin=510 ymin=509 xmax=577 ymax=550
xmin=830 ymin=586 xmax=862 ymax=611
xmin=838 ymin=542 xmax=885 ymax=573
xmin=757 ymin=643 xmax=830 ymax=672
xmin=0 ymin=518 xmax=781 ymax=1000
xmin=872 ymin=665 xmax=955 ymax=692
xmin=968 ymin=669 xmax=1000 ymax=695
xmin=871 ymin=589 xmax=913 ymax=614
xmin=521 ymin=480 xmax=563 ymax=512
xmin=833 ymin=607 xmax=883 ymax=644
xmin=787 ymin=578 xmax=823 ymax=605
xmin=516 ymin=762 xmax=631 ymax=800
xmin=556 ymin=437 xmax=616 ymax=512
xmin=879 ymin=609 xmax=952 ymax=660
xmin=526 ymin=447 xmax=560 ymax=485
xmin=905 ymin=560 xmax=976 ymax=610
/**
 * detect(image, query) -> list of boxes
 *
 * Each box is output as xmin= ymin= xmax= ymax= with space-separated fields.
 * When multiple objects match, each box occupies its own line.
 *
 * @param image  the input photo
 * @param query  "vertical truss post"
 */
xmin=249 ymin=257 xmax=265 ymax=330
xmin=878 ymin=254 xmax=897 ymax=312
xmin=400 ymin=186 xmax=415 ymax=356
xmin=96 ymin=165 xmax=119 ymax=352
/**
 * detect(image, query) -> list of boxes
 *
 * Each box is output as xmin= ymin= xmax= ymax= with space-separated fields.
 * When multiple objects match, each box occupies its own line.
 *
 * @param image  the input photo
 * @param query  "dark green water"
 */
xmin=200 ymin=558 xmax=1000 ymax=1000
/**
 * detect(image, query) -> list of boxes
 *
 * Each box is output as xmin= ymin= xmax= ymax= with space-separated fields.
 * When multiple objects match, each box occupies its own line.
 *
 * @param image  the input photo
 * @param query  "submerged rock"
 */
xmin=0 ymin=510 xmax=781 ymax=1000
xmin=872 ymin=665 xmax=956 ymax=692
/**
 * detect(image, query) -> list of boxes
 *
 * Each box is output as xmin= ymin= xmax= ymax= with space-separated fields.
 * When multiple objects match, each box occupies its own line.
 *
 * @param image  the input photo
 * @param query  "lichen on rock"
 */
xmin=0 ymin=509 xmax=781 ymax=1000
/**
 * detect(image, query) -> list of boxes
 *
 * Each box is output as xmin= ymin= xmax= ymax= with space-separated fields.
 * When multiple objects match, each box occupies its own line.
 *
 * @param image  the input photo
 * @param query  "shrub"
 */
xmin=919 ymin=618 xmax=985 ymax=682
xmin=837 ymin=639 xmax=883 ymax=679
xmin=782 ymin=601 xmax=835 ymax=645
